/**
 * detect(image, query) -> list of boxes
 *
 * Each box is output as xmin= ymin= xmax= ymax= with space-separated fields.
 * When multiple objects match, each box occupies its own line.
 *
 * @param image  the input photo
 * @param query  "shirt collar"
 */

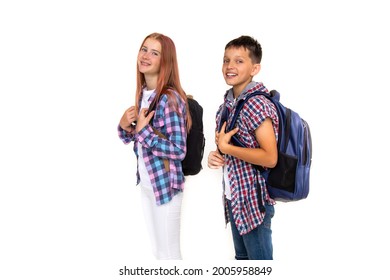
xmin=142 ymin=86 xmax=157 ymax=103
xmin=224 ymin=81 xmax=266 ymax=103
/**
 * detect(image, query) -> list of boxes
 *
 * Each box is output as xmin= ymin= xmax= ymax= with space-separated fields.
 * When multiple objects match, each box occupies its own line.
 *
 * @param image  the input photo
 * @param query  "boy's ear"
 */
xmin=251 ymin=63 xmax=261 ymax=76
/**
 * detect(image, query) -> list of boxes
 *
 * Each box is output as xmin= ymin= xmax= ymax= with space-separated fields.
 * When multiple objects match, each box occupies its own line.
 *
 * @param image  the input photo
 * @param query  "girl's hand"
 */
xmin=135 ymin=108 xmax=155 ymax=133
xmin=119 ymin=106 xmax=137 ymax=132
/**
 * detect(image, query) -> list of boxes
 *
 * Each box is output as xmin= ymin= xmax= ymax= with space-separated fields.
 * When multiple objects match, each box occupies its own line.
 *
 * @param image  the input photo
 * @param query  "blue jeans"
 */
xmin=228 ymin=201 xmax=274 ymax=260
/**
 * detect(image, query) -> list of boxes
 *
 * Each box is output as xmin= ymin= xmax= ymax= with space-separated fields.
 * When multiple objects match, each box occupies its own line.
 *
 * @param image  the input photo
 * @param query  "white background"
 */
xmin=1 ymin=0 xmax=389 ymax=279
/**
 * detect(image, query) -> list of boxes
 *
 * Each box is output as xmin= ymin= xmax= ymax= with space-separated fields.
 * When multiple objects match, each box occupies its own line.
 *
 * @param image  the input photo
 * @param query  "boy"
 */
xmin=207 ymin=36 xmax=279 ymax=260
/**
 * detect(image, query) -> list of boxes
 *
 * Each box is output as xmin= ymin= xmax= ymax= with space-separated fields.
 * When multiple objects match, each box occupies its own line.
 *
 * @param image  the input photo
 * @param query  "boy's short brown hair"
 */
xmin=225 ymin=35 xmax=262 ymax=64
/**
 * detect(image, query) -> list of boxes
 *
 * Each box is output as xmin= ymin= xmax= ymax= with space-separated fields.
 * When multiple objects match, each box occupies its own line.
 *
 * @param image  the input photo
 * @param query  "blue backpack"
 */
xmin=221 ymin=90 xmax=312 ymax=202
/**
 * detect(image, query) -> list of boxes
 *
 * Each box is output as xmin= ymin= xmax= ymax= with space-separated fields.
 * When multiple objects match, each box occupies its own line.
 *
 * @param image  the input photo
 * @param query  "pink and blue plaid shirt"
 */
xmin=118 ymin=91 xmax=187 ymax=205
xmin=215 ymin=82 xmax=279 ymax=235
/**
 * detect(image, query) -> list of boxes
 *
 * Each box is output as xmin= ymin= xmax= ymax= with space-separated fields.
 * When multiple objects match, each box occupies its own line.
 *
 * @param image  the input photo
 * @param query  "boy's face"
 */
xmin=222 ymin=46 xmax=260 ymax=96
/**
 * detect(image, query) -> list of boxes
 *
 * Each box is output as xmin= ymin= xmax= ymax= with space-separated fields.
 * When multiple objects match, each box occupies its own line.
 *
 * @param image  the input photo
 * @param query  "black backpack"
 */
xmin=220 ymin=90 xmax=312 ymax=201
xmin=182 ymin=96 xmax=205 ymax=175
xmin=149 ymin=94 xmax=205 ymax=176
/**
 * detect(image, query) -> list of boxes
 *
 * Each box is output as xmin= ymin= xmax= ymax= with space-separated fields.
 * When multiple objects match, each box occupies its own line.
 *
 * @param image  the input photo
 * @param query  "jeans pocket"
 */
xmin=262 ymin=205 xmax=274 ymax=229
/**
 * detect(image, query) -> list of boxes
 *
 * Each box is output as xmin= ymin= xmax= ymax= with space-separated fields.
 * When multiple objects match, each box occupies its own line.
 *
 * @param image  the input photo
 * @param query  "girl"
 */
xmin=118 ymin=33 xmax=191 ymax=260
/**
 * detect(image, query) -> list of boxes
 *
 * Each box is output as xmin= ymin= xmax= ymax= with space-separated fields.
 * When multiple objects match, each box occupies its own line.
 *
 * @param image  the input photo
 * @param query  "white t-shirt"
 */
xmin=224 ymin=166 xmax=232 ymax=200
xmin=138 ymin=88 xmax=155 ymax=189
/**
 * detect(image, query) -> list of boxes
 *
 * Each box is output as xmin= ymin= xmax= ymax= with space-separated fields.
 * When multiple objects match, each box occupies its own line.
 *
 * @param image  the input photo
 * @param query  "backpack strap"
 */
xmin=147 ymin=94 xmax=170 ymax=172
xmin=151 ymin=127 xmax=170 ymax=172
xmin=220 ymin=90 xmax=276 ymax=171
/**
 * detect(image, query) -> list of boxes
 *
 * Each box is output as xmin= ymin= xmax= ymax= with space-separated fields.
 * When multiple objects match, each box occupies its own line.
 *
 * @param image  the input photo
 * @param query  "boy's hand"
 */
xmin=135 ymin=108 xmax=155 ymax=133
xmin=217 ymin=122 xmax=238 ymax=155
xmin=207 ymin=150 xmax=225 ymax=169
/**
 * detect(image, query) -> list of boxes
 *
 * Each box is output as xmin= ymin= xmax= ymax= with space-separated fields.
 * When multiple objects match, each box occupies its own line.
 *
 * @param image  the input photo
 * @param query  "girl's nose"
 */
xmin=141 ymin=51 xmax=151 ymax=60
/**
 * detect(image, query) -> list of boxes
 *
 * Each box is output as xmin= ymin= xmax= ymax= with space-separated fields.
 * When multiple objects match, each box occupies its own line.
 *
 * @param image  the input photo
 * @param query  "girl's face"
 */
xmin=138 ymin=38 xmax=162 ymax=77
xmin=222 ymin=46 xmax=260 ymax=96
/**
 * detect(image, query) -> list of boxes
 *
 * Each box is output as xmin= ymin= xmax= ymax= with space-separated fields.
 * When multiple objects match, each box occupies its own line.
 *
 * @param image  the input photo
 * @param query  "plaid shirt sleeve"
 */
xmin=136 ymin=94 xmax=187 ymax=161
xmin=118 ymin=125 xmax=135 ymax=144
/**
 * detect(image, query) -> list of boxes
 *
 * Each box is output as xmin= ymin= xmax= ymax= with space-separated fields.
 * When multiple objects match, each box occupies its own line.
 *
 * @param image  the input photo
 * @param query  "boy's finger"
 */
xmin=221 ymin=122 xmax=226 ymax=131
xmin=227 ymin=127 xmax=239 ymax=136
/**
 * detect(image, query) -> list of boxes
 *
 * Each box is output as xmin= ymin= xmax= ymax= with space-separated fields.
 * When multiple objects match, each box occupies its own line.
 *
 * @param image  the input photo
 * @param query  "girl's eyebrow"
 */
xmin=142 ymin=45 xmax=161 ymax=54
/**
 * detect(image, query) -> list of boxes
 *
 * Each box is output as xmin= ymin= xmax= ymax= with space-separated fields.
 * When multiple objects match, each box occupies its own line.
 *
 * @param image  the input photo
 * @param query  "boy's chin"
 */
xmin=224 ymin=80 xmax=236 ymax=86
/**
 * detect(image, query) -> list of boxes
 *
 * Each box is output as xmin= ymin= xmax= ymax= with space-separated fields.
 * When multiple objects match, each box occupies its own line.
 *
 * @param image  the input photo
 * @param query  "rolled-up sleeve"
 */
xmin=118 ymin=125 xmax=135 ymax=144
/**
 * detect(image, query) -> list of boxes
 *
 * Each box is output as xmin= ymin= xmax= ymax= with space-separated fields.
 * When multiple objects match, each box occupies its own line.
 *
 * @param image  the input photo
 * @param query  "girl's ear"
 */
xmin=251 ymin=63 xmax=261 ymax=77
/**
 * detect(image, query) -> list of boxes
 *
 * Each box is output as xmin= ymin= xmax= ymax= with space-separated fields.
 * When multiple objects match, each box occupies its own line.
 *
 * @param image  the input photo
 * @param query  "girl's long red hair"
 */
xmin=134 ymin=33 xmax=192 ymax=131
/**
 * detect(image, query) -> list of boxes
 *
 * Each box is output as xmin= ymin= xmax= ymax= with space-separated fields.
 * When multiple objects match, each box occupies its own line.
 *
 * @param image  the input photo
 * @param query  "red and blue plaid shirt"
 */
xmin=215 ymin=82 xmax=279 ymax=235
xmin=118 ymin=91 xmax=187 ymax=205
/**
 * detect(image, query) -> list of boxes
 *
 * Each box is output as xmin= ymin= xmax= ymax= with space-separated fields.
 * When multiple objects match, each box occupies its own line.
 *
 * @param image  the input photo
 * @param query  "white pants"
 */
xmin=140 ymin=185 xmax=183 ymax=260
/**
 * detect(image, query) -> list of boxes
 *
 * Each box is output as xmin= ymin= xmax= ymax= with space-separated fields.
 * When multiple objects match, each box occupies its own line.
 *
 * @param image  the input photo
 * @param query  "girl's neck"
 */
xmin=144 ymin=75 xmax=157 ymax=91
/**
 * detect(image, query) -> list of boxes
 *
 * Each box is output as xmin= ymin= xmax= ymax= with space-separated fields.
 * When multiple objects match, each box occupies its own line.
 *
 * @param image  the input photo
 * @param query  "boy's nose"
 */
xmin=226 ymin=61 xmax=234 ymax=68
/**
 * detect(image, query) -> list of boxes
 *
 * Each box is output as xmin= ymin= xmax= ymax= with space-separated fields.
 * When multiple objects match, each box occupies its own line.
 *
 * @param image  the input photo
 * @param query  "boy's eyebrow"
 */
xmin=226 ymin=55 xmax=246 ymax=59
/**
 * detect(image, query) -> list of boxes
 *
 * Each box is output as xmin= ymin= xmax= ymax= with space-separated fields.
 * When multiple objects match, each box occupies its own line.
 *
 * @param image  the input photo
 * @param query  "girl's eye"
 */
xmin=141 ymin=47 xmax=147 ymax=52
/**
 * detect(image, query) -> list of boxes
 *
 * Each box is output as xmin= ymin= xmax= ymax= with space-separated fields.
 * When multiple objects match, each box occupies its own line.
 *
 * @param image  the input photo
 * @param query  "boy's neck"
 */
xmin=233 ymin=88 xmax=241 ymax=99
xmin=232 ymin=81 xmax=256 ymax=98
